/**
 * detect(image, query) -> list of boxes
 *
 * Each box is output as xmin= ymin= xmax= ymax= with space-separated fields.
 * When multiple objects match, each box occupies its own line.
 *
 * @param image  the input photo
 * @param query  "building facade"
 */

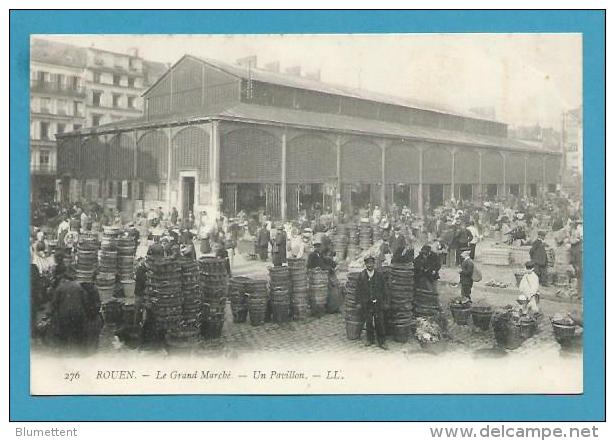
xmin=56 ymin=55 xmax=561 ymax=220
xmin=30 ymin=39 xmax=166 ymax=202
xmin=562 ymin=107 xmax=583 ymax=176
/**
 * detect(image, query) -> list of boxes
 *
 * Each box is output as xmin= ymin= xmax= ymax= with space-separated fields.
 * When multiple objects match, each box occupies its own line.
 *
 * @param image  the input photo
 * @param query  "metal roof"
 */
xmin=146 ymin=54 xmax=504 ymax=124
xmin=59 ymin=102 xmax=556 ymax=156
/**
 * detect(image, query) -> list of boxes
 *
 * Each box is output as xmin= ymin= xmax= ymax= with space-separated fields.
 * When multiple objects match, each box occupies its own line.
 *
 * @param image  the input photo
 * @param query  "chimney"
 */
xmin=285 ymin=65 xmax=301 ymax=76
xmin=264 ymin=61 xmax=280 ymax=73
xmin=127 ymin=47 xmax=139 ymax=58
xmin=236 ymin=55 xmax=257 ymax=69
xmin=304 ymin=69 xmax=321 ymax=81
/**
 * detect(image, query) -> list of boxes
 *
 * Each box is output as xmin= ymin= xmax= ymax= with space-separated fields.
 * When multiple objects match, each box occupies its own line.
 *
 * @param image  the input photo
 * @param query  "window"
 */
xmin=92 ymin=91 xmax=102 ymax=107
xmin=40 ymin=122 xmax=50 ymax=140
xmin=126 ymin=182 xmax=133 ymax=200
xmin=108 ymin=181 xmax=114 ymax=198
xmin=138 ymin=182 xmax=145 ymax=200
xmin=98 ymin=179 xmax=104 ymax=198
xmin=93 ymin=72 xmax=101 ymax=83
xmin=112 ymin=93 xmax=121 ymax=108
xmin=73 ymin=124 xmax=82 ymax=131
xmin=57 ymin=99 xmax=67 ymax=115
xmin=56 ymin=124 xmax=65 ymax=135
xmin=73 ymin=100 xmax=82 ymax=117
xmin=56 ymin=74 xmax=64 ymax=88
xmin=40 ymin=97 xmax=51 ymax=113
xmin=91 ymin=114 xmax=102 ymax=127
xmin=37 ymin=71 xmax=46 ymax=82
xmin=39 ymin=150 xmax=50 ymax=165
xmin=116 ymin=181 xmax=123 ymax=196
xmin=113 ymin=74 xmax=121 ymax=86
xmin=127 ymin=77 xmax=135 ymax=88
xmin=71 ymin=76 xmax=80 ymax=89
xmin=158 ymin=182 xmax=166 ymax=200
xmin=127 ymin=96 xmax=136 ymax=109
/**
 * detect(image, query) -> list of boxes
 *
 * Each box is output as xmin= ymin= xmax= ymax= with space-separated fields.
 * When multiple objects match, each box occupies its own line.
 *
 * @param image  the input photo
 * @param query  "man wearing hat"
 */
xmin=256 ymin=222 xmax=270 ymax=261
xmin=270 ymin=224 xmax=288 ymax=267
xmin=357 ymin=255 xmax=388 ymax=349
xmin=458 ymin=249 xmax=475 ymax=301
xmin=530 ymin=231 xmax=548 ymax=285
xmin=50 ymin=266 xmax=88 ymax=351
xmin=307 ymin=236 xmax=335 ymax=272
xmin=414 ymin=244 xmax=441 ymax=293
xmin=388 ymin=225 xmax=406 ymax=259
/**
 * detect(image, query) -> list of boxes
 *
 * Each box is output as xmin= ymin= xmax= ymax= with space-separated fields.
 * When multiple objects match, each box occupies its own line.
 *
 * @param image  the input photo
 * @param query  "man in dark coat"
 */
xmin=357 ymin=256 xmax=388 ymax=349
xmin=270 ymin=225 xmax=287 ymax=267
xmin=413 ymin=244 xmax=441 ymax=293
xmin=530 ymin=230 xmax=548 ymax=285
xmin=256 ymin=224 xmax=270 ymax=261
xmin=80 ymin=282 xmax=103 ymax=353
xmin=51 ymin=268 xmax=87 ymax=351
xmin=453 ymin=222 xmax=473 ymax=265
xmin=388 ymin=226 xmax=406 ymax=257
xmin=458 ymin=249 xmax=474 ymax=301
xmin=306 ymin=239 xmax=336 ymax=272
xmin=392 ymin=242 xmax=414 ymax=264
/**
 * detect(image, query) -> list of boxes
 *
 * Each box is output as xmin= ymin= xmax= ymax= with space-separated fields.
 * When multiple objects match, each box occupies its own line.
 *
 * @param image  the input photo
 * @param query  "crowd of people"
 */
xmin=30 ymin=190 xmax=582 ymax=353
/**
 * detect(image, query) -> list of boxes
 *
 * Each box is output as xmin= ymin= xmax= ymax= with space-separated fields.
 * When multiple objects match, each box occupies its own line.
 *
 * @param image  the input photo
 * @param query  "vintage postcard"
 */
xmin=27 ymin=33 xmax=584 ymax=396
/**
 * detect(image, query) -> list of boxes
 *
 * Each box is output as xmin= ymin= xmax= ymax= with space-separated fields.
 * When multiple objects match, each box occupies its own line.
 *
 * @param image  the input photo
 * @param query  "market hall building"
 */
xmin=56 ymin=55 xmax=561 ymax=221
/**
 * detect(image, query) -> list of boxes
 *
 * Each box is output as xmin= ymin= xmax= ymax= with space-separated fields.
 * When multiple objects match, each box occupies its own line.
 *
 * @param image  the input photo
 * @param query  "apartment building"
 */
xmin=29 ymin=38 xmax=167 ymax=202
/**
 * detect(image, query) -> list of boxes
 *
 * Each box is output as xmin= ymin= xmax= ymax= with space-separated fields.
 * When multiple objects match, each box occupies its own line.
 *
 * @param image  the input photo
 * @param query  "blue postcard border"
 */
xmin=9 ymin=9 xmax=605 ymax=421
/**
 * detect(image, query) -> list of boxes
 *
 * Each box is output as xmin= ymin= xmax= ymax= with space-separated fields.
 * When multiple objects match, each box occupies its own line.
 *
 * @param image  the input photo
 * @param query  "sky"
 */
xmin=38 ymin=34 xmax=582 ymax=128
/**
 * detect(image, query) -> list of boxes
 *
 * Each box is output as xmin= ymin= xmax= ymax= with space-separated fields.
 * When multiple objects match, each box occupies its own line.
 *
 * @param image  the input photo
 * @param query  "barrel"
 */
xmin=308 ymin=269 xmax=329 ymax=316
xmin=470 ymin=305 xmax=493 ymax=331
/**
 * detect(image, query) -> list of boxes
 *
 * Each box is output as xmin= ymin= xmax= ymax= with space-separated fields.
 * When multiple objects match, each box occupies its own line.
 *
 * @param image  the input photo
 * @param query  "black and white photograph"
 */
xmin=28 ymin=33 xmax=584 ymax=395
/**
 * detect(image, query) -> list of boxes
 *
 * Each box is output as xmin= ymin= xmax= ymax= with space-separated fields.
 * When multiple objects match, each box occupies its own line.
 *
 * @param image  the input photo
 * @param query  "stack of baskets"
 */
xmin=229 ymin=276 xmax=250 ymax=323
xmin=372 ymin=224 xmax=383 ymax=243
xmin=98 ymin=248 xmax=117 ymax=275
xmin=287 ymin=257 xmax=309 ymax=320
xmin=179 ymin=257 xmax=201 ymax=328
xmin=101 ymin=225 xmax=121 ymax=249
xmin=308 ymin=268 xmax=329 ymax=316
xmin=117 ymin=236 xmax=136 ymax=300
xmin=359 ymin=221 xmax=372 ymax=250
xmin=117 ymin=236 xmax=136 ymax=278
xmin=247 ymin=279 xmax=269 ymax=326
xmin=510 ymin=245 xmax=531 ymax=265
xmin=344 ymin=271 xmax=363 ymax=340
xmin=198 ymin=256 xmax=228 ymax=339
xmin=333 ymin=225 xmax=348 ymax=261
xmin=479 ymin=246 xmax=510 ymax=266
xmin=387 ymin=263 xmax=415 ymax=342
xmin=75 ymin=236 xmax=98 ymax=282
xmin=269 ymin=266 xmax=291 ymax=323
xmin=145 ymin=256 xmax=182 ymax=336
xmin=347 ymin=222 xmax=360 ymax=260
xmin=414 ymin=279 xmax=441 ymax=319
